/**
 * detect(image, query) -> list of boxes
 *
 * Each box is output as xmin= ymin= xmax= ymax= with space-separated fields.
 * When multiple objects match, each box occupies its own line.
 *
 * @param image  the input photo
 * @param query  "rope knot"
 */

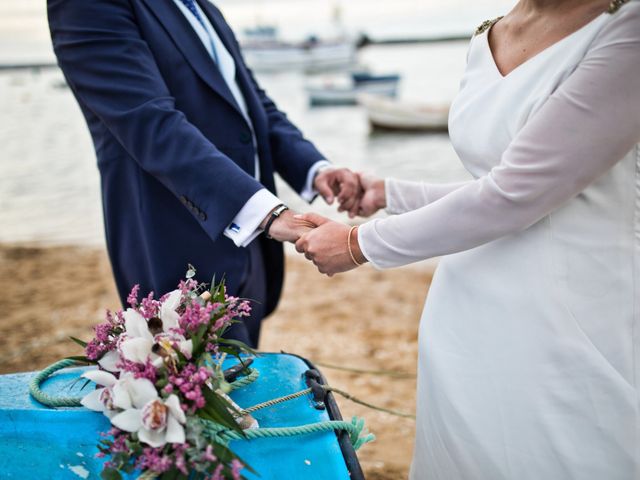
xmin=348 ymin=416 xmax=376 ymax=451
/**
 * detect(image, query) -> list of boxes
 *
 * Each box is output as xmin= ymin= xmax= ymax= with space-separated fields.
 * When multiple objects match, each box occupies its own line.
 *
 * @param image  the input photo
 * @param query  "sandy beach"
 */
xmin=0 ymin=243 xmax=434 ymax=479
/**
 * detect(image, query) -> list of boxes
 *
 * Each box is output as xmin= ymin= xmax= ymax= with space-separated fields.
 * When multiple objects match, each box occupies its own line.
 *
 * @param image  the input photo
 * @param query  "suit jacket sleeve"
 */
xmin=220 ymin=19 xmax=327 ymax=195
xmin=48 ymin=0 xmax=264 ymax=242
xmin=251 ymin=69 xmax=328 ymax=194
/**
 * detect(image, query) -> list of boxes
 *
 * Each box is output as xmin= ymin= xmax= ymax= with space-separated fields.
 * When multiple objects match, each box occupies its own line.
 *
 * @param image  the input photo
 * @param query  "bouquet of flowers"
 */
xmin=71 ymin=267 xmax=255 ymax=480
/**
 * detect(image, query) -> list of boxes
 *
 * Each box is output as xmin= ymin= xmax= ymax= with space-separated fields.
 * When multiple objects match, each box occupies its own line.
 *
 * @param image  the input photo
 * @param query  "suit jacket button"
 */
xmin=239 ymin=131 xmax=252 ymax=144
xmin=179 ymin=195 xmax=187 ymax=204
xmin=198 ymin=212 xmax=207 ymax=221
xmin=186 ymin=200 xmax=194 ymax=208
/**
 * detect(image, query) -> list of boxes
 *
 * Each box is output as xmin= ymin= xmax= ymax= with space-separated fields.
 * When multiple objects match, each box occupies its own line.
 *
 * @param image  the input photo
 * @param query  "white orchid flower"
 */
xmin=97 ymin=350 xmax=120 ymax=373
xmin=119 ymin=290 xmax=190 ymax=365
xmin=80 ymin=369 xmax=132 ymax=418
xmin=119 ymin=308 xmax=156 ymax=364
xmin=110 ymin=378 xmax=186 ymax=448
xmin=159 ymin=289 xmax=182 ymax=332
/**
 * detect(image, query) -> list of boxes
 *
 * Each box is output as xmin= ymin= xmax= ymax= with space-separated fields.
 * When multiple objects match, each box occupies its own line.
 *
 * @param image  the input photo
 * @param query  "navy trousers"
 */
xmin=225 ymin=240 xmax=267 ymax=348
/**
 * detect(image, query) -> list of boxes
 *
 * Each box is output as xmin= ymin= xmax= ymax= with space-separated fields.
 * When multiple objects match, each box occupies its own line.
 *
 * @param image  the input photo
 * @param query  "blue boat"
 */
xmin=306 ymin=72 xmax=401 ymax=107
xmin=351 ymin=72 xmax=402 ymax=85
xmin=0 ymin=353 xmax=366 ymax=479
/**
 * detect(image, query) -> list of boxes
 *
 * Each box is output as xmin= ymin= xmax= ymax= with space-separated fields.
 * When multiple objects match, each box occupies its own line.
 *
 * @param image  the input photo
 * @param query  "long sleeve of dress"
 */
xmin=385 ymin=179 xmax=471 ymax=215
xmin=359 ymin=7 xmax=640 ymax=269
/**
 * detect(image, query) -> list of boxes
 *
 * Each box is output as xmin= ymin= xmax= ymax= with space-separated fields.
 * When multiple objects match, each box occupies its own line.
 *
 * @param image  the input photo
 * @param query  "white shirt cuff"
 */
xmin=224 ymin=189 xmax=282 ymax=247
xmin=300 ymin=160 xmax=332 ymax=203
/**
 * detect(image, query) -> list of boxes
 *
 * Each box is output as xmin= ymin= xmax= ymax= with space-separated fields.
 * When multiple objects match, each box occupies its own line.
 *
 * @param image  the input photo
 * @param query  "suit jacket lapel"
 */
xmin=195 ymin=1 xmax=266 ymax=128
xmin=197 ymin=1 xmax=272 ymax=166
xmin=141 ymin=0 xmax=246 ymax=120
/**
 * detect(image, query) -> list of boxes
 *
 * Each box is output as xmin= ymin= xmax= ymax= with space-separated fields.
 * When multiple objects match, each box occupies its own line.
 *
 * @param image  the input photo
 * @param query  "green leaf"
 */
xmin=209 ymin=275 xmax=227 ymax=304
xmin=191 ymin=322 xmax=210 ymax=358
xmin=64 ymin=355 xmax=96 ymax=364
xmin=69 ymin=336 xmax=88 ymax=348
xmin=218 ymin=338 xmax=258 ymax=356
xmin=200 ymin=388 xmax=244 ymax=435
xmin=160 ymin=469 xmax=179 ymax=480
xmin=100 ymin=468 xmax=122 ymax=480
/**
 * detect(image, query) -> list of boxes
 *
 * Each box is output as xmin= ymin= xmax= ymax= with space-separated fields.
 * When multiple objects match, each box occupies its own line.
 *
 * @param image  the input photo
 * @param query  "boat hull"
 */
xmin=0 ymin=353 xmax=363 ymax=479
xmin=242 ymin=42 xmax=356 ymax=72
xmin=307 ymin=79 xmax=400 ymax=106
xmin=359 ymin=94 xmax=450 ymax=132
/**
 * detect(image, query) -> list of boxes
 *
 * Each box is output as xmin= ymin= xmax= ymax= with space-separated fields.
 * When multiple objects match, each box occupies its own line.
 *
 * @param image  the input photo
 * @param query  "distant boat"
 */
xmin=358 ymin=94 xmax=450 ymax=132
xmin=241 ymin=37 xmax=356 ymax=73
xmin=242 ymin=25 xmax=279 ymax=42
xmin=306 ymin=72 xmax=400 ymax=106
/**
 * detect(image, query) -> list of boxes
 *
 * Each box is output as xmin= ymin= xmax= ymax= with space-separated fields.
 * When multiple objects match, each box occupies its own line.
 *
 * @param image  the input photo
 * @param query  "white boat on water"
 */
xmin=241 ymin=38 xmax=356 ymax=73
xmin=358 ymin=94 xmax=450 ymax=132
xmin=306 ymin=73 xmax=400 ymax=106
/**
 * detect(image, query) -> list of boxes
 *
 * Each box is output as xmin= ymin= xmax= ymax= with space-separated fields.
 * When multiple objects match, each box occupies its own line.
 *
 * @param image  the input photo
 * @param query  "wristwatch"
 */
xmin=263 ymin=204 xmax=289 ymax=239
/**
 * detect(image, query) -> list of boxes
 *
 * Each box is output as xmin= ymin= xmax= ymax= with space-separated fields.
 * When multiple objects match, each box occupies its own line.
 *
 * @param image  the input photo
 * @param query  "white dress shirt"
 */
xmin=173 ymin=0 xmax=329 ymax=246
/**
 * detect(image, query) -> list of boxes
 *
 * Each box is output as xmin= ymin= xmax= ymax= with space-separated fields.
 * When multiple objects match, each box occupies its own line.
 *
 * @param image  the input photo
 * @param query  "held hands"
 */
xmin=261 ymin=208 xmax=317 ymax=243
xmin=294 ymin=213 xmax=367 ymax=276
xmin=314 ymin=168 xmax=386 ymax=218
xmin=265 ymin=167 xmax=385 ymax=275
xmin=313 ymin=166 xmax=362 ymax=217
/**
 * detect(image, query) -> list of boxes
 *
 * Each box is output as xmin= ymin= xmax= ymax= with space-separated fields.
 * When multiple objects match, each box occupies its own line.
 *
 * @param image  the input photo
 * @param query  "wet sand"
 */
xmin=0 ymin=244 xmax=434 ymax=479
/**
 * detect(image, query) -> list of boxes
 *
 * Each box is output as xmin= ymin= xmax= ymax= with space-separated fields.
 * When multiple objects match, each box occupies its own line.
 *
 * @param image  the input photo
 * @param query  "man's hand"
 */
xmin=314 ymin=167 xmax=362 ymax=217
xmin=357 ymin=172 xmax=386 ymax=217
xmin=262 ymin=209 xmax=317 ymax=243
xmin=294 ymin=213 xmax=367 ymax=276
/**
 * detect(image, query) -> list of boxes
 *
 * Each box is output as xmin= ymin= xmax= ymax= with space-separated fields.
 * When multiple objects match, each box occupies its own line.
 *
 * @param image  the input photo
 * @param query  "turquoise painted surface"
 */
xmin=0 ymin=354 xmax=352 ymax=479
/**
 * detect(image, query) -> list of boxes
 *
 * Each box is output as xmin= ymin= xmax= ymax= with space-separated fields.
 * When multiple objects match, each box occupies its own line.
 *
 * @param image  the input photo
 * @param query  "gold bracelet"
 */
xmin=347 ymin=225 xmax=364 ymax=267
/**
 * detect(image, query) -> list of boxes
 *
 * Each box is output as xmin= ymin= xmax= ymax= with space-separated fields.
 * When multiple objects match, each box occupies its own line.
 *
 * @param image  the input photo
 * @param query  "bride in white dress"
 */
xmin=296 ymin=0 xmax=640 ymax=478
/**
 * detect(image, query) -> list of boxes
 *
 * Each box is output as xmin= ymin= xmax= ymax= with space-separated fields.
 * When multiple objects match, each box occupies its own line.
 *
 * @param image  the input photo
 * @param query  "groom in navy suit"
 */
xmin=48 ymin=0 xmax=360 ymax=347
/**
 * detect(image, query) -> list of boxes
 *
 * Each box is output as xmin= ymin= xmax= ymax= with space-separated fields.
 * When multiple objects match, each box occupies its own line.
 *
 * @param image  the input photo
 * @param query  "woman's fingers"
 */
xmin=295 ymin=235 xmax=307 ymax=254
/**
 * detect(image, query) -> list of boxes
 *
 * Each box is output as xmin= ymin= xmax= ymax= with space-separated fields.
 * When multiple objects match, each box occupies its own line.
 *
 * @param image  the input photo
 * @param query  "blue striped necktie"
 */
xmin=177 ymin=0 xmax=220 ymax=64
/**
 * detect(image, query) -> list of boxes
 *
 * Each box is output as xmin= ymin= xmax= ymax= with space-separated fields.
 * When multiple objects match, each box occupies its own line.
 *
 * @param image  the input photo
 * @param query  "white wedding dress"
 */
xmin=358 ymin=2 xmax=640 ymax=479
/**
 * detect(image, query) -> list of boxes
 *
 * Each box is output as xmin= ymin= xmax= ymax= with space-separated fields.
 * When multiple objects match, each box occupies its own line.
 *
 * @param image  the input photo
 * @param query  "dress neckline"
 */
xmin=484 ymin=10 xmax=607 ymax=79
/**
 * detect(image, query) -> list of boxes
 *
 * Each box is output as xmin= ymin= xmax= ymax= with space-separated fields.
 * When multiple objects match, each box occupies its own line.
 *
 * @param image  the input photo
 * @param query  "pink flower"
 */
xmin=135 ymin=447 xmax=173 ymax=474
xmin=231 ymin=459 xmax=243 ymax=479
xmin=127 ymin=284 xmax=140 ymax=308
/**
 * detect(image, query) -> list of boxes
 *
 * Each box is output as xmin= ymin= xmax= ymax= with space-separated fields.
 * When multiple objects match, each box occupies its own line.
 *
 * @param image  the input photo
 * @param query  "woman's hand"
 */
xmin=357 ymin=172 xmax=386 ymax=217
xmin=295 ymin=213 xmax=368 ymax=276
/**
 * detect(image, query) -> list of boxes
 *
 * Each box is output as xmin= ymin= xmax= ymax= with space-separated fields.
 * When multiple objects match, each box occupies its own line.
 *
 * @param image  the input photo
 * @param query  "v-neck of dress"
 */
xmin=484 ymin=11 xmax=608 ymax=79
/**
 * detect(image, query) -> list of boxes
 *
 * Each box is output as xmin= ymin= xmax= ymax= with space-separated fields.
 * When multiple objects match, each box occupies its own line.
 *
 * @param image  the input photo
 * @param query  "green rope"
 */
xmin=228 ymin=368 xmax=259 ymax=391
xmin=141 ymin=416 xmax=375 ymax=479
xmin=29 ymin=358 xmax=85 ymax=407
xmin=202 ymin=416 xmax=375 ymax=451
xmin=29 ymin=362 xmax=259 ymax=408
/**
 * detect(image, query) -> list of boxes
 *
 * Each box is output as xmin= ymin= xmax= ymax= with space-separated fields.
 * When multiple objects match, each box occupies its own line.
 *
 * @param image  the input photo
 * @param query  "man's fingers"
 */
xmin=295 ymin=237 xmax=306 ymax=254
xmin=295 ymin=212 xmax=330 ymax=226
xmin=314 ymin=174 xmax=334 ymax=204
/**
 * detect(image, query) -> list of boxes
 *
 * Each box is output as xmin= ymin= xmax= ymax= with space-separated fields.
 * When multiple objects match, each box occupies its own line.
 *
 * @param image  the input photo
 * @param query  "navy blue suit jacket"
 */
xmin=48 ymin=0 xmax=324 ymax=316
